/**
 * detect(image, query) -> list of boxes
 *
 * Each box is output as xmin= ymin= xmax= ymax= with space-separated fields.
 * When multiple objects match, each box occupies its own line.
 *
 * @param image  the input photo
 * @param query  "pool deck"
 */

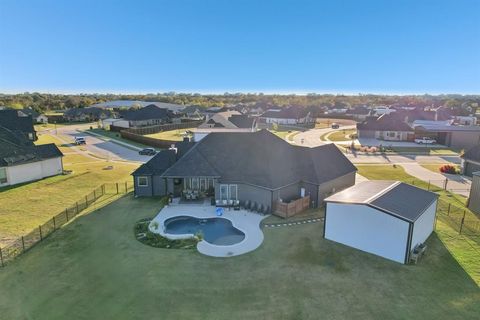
xmin=149 ymin=199 xmax=268 ymax=257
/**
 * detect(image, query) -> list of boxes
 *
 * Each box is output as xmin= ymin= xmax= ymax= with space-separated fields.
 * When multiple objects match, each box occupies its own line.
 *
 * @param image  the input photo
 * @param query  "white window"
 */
xmin=191 ymin=178 xmax=199 ymax=190
xmin=220 ymin=184 xmax=238 ymax=200
xmin=138 ymin=176 xmax=148 ymax=187
xmin=0 ymin=168 xmax=7 ymax=184
xmin=387 ymin=132 xmax=396 ymax=138
xmin=220 ymin=184 xmax=229 ymax=200
xmin=229 ymin=185 xmax=238 ymax=200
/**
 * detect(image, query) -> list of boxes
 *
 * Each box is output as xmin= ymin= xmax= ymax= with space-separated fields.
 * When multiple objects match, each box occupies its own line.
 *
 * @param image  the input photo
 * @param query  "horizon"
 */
xmin=1 ymin=0 xmax=479 ymax=94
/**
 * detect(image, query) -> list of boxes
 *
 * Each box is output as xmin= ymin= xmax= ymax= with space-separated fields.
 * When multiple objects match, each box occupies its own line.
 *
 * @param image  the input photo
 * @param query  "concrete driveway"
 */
xmin=57 ymin=124 xmax=153 ymax=163
xmin=292 ymin=125 xmax=356 ymax=147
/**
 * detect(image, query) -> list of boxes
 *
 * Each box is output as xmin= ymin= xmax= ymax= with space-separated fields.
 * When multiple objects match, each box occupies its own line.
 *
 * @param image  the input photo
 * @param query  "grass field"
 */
xmin=0 ymin=195 xmax=478 ymax=319
xmin=0 ymin=133 xmax=139 ymax=247
xmin=356 ymin=164 xmax=480 ymax=285
xmin=146 ymin=128 xmax=193 ymax=141
xmin=321 ymin=129 xmax=357 ymax=141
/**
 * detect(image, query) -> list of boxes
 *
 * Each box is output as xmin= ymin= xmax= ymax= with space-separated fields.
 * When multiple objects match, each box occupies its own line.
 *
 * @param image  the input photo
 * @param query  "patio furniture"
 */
xmin=233 ymin=200 xmax=240 ymax=210
xmin=251 ymin=202 xmax=258 ymax=212
xmin=244 ymin=200 xmax=251 ymax=210
xmin=258 ymin=204 xmax=264 ymax=215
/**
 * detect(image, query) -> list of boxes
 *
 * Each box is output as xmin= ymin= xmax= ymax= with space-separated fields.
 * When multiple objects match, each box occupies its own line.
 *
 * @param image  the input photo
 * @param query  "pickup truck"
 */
xmin=414 ymin=137 xmax=436 ymax=144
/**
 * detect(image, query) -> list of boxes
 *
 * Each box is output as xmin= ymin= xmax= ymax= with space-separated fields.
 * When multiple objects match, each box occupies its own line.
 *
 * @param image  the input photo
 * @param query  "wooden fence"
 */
xmin=274 ymin=195 xmax=310 ymax=218
xmin=122 ymin=120 xmax=202 ymax=135
xmin=120 ymin=131 xmax=179 ymax=149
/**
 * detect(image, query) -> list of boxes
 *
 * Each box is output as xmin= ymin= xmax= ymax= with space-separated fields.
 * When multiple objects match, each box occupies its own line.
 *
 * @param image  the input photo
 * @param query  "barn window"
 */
xmin=138 ymin=176 xmax=148 ymax=187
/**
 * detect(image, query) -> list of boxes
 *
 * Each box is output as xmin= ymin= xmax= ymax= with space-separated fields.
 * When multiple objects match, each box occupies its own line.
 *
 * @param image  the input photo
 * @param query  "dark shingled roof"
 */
xmin=0 ymin=110 xmax=36 ymax=138
xmin=325 ymin=181 xmax=438 ymax=222
xmin=228 ymin=114 xmax=255 ymax=128
xmin=0 ymin=126 xmax=63 ymax=166
xmin=161 ymin=130 xmax=356 ymax=189
xmin=260 ymin=106 xmax=308 ymax=119
xmin=357 ymin=114 xmax=413 ymax=132
xmin=132 ymin=150 xmax=177 ymax=176
xmin=462 ymin=145 xmax=480 ymax=162
xmin=122 ymin=104 xmax=172 ymax=121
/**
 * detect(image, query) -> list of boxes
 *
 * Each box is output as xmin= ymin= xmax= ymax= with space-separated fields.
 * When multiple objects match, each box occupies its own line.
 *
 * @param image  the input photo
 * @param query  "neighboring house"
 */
xmin=92 ymin=100 xmax=185 ymax=114
xmin=64 ymin=107 xmax=115 ymax=122
xmin=198 ymin=111 xmax=256 ymax=130
xmin=461 ymin=145 xmax=480 ymax=177
xmin=100 ymin=118 xmax=130 ymax=129
xmin=324 ymin=181 xmax=438 ymax=264
xmin=0 ymin=109 xmax=37 ymax=141
xmin=414 ymin=124 xmax=480 ymax=150
xmin=120 ymin=104 xmax=173 ymax=127
xmin=20 ymin=108 xmax=49 ymax=124
xmin=132 ymin=130 xmax=356 ymax=213
xmin=181 ymin=105 xmax=205 ymax=121
xmin=467 ymin=172 xmax=480 ymax=214
xmin=258 ymin=106 xmax=314 ymax=125
xmin=0 ymin=125 xmax=63 ymax=187
xmin=452 ymin=116 xmax=477 ymax=126
xmin=346 ymin=106 xmax=370 ymax=121
xmin=357 ymin=115 xmax=414 ymax=141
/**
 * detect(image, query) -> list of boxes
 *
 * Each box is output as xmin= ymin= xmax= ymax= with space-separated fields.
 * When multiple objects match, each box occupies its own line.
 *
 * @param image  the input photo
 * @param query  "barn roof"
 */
xmin=325 ymin=181 xmax=438 ymax=222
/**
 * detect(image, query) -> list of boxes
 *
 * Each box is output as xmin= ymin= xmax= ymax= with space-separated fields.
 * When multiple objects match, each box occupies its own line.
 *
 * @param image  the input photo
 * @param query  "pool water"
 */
xmin=164 ymin=216 xmax=245 ymax=246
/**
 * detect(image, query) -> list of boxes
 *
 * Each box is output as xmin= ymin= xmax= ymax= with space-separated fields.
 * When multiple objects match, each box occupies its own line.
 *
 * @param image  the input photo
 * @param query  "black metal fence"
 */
xmin=436 ymin=198 xmax=480 ymax=236
xmin=0 ymin=182 xmax=133 ymax=267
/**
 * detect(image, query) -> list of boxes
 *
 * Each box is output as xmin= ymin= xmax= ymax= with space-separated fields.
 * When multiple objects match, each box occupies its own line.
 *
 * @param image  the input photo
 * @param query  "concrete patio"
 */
xmin=149 ymin=198 xmax=267 ymax=257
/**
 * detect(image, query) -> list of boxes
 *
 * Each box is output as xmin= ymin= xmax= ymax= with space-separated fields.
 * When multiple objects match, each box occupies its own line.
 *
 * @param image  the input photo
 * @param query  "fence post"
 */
xmin=459 ymin=210 xmax=466 ymax=234
xmin=85 ymin=195 xmax=89 ymax=206
xmin=125 ymin=181 xmax=128 ymax=193
xmin=94 ymin=189 xmax=97 ymax=200
xmin=21 ymin=236 xmax=25 ymax=252
xmin=65 ymin=209 xmax=69 ymax=222
xmin=102 ymin=184 xmax=105 ymax=195
xmin=116 ymin=183 xmax=119 ymax=194
xmin=39 ymin=225 xmax=43 ymax=241
xmin=444 ymin=178 xmax=448 ymax=190
xmin=427 ymin=181 xmax=431 ymax=191
xmin=434 ymin=214 xmax=438 ymax=230
xmin=0 ymin=247 xmax=3 ymax=267
xmin=448 ymin=204 xmax=451 ymax=216
xmin=53 ymin=216 xmax=56 ymax=230
xmin=76 ymin=202 xmax=79 ymax=214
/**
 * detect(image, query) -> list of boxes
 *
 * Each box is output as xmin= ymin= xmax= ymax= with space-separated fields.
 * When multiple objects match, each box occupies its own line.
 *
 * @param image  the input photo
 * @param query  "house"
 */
xmin=467 ymin=172 xmax=480 ymax=214
xmin=346 ymin=105 xmax=371 ymax=121
xmin=64 ymin=107 xmax=115 ymax=122
xmin=181 ymin=105 xmax=205 ymax=121
xmin=357 ymin=115 xmax=415 ymax=141
xmin=20 ymin=108 xmax=49 ymax=124
xmin=92 ymin=100 xmax=185 ymax=114
xmin=132 ymin=130 xmax=356 ymax=214
xmin=324 ymin=181 xmax=438 ymax=264
xmin=198 ymin=111 xmax=256 ymax=130
xmin=461 ymin=145 xmax=480 ymax=177
xmin=452 ymin=116 xmax=477 ymax=126
xmin=0 ymin=109 xmax=37 ymax=141
xmin=258 ymin=106 xmax=315 ymax=126
xmin=120 ymin=104 xmax=173 ymax=127
xmin=0 ymin=125 xmax=63 ymax=187
xmin=414 ymin=124 xmax=480 ymax=150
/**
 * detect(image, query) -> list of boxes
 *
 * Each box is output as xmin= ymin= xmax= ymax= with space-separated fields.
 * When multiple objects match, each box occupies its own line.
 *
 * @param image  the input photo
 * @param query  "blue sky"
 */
xmin=0 ymin=0 xmax=479 ymax=94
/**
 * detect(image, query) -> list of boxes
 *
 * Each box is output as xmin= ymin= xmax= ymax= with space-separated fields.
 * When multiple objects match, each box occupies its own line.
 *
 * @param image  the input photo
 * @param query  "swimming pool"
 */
xmin=164 ymin=216 xmax=245 ymax=246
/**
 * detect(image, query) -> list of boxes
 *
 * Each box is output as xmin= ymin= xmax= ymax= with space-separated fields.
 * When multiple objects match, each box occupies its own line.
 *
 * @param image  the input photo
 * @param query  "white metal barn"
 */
xmin=324 ymin=181 xmax=438 ymax=264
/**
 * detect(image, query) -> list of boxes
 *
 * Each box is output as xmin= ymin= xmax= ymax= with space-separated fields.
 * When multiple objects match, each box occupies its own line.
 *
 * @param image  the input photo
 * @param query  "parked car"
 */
xmin=74 ymin=137 xmax=86 ymax=145
xmin=331 ymin=123 xmax=340 ymax=129
xmin=414 ymin=137 xmax=437 ymax=144
xmin=139 ymin=148 xmax=157 ymax=156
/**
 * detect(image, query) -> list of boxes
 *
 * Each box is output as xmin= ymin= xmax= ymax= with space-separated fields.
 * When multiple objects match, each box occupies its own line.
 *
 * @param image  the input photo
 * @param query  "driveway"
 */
xmin=55 ymin=124 xmax=153 ymax=163
xmin=292 ymin=125 xmax=356 ymax=147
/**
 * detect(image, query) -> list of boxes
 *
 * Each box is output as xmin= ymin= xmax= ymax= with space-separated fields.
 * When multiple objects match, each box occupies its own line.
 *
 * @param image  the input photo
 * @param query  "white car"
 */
xmin=414 ymin=137 xmax=436 ymax=144
xmin=74 ymin=137 xmax=86 ymax=145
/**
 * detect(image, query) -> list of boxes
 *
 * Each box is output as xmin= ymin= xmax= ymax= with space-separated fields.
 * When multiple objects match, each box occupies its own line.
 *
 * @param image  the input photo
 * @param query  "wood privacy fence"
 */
xmin=0 ymin=182 xmax=133 ymax=267
xmin=274 ymin=195 xmax=310 ymax=218
xmin=122 ymin=120 xmax=203 ymax=135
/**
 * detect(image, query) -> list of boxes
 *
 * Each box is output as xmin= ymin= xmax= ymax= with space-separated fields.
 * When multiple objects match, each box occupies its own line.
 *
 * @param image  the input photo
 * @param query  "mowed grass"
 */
xmin=0 ymin=196 xmax=478 ymax=320
xmin=356 ymin=164 xmax=480 ymax=285
xmin=0 ymin=134 xmax=139 ymax=246
xmin=321 ymin=129 xmax=357 ymax=141
xmin=146 ymin=128 xmax=194 ymax=141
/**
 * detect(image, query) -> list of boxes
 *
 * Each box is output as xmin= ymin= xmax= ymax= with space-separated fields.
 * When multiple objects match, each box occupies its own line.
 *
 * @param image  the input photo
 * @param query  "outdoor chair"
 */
xmin=215 ymin=200 xmax=221 ymax=206
xmin=222 ymin=199 xmax=228 ymax=206
xmin=251 ymin=202 xmax=258 ymax=212
xmin=264 ymin=205 xmax=270 ymax=215
xmin=244 ymin=200 xmax=251 ymax=210
xmin=257 ymin=204 xmax=264 ymax=214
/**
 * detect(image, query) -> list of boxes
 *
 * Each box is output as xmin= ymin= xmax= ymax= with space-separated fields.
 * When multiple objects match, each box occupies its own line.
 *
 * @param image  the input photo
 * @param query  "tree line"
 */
xmin=0 ymin=92 xmax=478 ymax=115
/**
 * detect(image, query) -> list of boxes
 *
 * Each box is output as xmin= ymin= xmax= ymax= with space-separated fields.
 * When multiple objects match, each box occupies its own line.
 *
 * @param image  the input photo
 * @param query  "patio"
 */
xmin=149 ymin=199 xmax=267 ymax=257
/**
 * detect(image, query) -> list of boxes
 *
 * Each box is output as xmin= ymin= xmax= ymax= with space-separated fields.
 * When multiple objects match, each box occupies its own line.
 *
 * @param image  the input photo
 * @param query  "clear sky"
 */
xmin=0 ymin=0 xmax=479 ymax=94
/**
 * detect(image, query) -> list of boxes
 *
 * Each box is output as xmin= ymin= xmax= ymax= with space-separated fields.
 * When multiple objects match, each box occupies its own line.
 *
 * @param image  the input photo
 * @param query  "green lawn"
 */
xmin=0 ymin=195 xmax=478 ymax=319
xmin=268 ymin=129 xmax=290 ymax=139
xmin=0 ymin=134 xmax=139 ymax=247
xmin=321 ymin=129 xmax=357 ymax=141
xmin=386 ymin=147 xmax=459 ymax=155
xmin=356 ymin=164 xmax=480 ymax=285
xmin=146 ymin=128 xmax=194 ymax=141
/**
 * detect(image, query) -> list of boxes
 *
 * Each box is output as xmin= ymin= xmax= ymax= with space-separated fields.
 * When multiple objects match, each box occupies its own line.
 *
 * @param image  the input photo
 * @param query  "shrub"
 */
xmin=439 ymin=164 xmax=459 ymax=174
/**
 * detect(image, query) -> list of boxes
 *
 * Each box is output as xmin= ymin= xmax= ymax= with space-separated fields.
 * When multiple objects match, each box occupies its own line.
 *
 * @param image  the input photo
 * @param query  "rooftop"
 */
xmin=325 ymin=181 xmax=438 ymax=222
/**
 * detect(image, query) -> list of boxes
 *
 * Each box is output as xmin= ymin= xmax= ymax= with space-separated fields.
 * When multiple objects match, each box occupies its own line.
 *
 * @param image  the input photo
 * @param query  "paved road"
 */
xmin=48 ymin=124 xmax=153 ymax=163
xmin=292 ymin=125 xmax=356 ymax=147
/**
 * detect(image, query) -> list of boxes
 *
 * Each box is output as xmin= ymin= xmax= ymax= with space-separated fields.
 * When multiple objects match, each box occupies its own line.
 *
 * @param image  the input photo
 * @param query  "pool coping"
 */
xmin=149 ymin=204 xmax=268 ymax=257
